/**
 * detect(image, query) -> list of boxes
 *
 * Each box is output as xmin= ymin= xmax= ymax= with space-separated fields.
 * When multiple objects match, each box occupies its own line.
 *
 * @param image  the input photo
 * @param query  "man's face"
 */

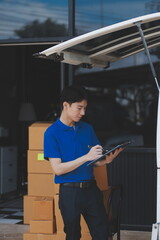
xmin=63 ymin=99 xmax=87 ymax=122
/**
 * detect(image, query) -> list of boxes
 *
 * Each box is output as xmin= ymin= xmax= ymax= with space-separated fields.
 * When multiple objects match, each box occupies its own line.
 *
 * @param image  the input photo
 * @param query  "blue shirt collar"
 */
xmin=56 ymin=118 xmax=82 ymax=131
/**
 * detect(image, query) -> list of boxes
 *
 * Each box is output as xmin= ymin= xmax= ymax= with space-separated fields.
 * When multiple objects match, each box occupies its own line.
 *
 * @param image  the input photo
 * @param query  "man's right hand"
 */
xmin=86 ymin=145 xmax=103 ymax=161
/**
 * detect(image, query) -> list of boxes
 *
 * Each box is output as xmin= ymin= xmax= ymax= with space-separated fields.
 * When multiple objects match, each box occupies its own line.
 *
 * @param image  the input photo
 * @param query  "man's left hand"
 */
xmin=105 ymin=148 xmax=123 ymax=164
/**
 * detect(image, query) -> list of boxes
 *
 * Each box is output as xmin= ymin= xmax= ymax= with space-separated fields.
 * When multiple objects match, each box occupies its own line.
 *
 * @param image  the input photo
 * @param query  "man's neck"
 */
xmin=60 ymin=113 xmax=75 ymax=127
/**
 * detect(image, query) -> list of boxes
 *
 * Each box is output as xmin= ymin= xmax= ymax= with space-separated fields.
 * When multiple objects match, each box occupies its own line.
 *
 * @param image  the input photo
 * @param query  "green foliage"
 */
xmin=14 ymin=18 xmax=67 ymax=38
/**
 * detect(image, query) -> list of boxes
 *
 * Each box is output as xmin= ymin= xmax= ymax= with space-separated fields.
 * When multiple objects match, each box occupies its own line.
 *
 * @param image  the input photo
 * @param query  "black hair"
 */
xmin=60 ymin=85 xmax=88 ymax=110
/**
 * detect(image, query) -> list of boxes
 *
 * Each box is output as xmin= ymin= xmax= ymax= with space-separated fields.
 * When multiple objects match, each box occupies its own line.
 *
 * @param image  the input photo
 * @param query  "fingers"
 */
xmin=93 ymin=144 xmax=102 ymax=149
xmin=87 ymin=145 xmax=103 ymax=161
xmin=109 ymin=148 xmax=122 ymax=158
xmin=106 ymin=148 xmax=124 ymax=164
xmin=93 ymin=145 xmax=103 ymax=154
xmin=91 ymin=146 xmax=102 ymax=155
xmin=88 ymin=144 xmax=102 ymax=148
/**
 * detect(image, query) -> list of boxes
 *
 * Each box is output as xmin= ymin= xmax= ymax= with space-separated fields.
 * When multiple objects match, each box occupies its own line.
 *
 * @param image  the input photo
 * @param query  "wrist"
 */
xmin=85 ymin=153 xmax=91 ymax=161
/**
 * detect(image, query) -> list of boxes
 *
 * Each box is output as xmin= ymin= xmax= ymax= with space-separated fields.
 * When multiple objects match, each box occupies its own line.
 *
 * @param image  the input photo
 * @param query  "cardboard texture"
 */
xmin=54 ymin=231 xmax=65 ymax=240
xmin=29 ymin=122 xmax=52 ymax=150
xmin=23 ymin=232 xmax=56 ymax=240
xmin=54 ymin=195 xmax=63 ymax=232
xmin=102 ymin=188 xmax=113 ymax=221
xmin=54 ymin=195 xmax=89 ymax=233
xmin=30 ymin=220 xmax=56 ymax=234
xmin=23 ymin=195 xmax=38 ymax=224
xmin=32 ymin=197 xmax=55 ymax=220
xmin=54 ymin=184 xmax=59 ymax=195
xmin=28 ymin=173 xmax=55 ymax=197
xmin=27 ymin=151 xmax=59 ymax=194
xmin=81 ymin=215 xmax=89 ymax=233
xmin=81 ymin=232 xmax=92 ymax=240
xmin=28 ymin=150 xmax=53 ymax=174
xmin=94 ymin=165 xmax=108 ymax=190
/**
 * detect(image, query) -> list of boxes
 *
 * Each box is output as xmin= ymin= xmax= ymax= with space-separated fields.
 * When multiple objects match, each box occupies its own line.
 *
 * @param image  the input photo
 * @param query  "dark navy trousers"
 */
xmin=59 ymin=183 xmax=108 ymax=240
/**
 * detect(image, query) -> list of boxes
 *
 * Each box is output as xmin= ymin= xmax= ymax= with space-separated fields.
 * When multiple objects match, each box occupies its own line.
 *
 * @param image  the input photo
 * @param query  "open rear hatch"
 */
xmin=34 ymin=13 xmax=160 ymax=68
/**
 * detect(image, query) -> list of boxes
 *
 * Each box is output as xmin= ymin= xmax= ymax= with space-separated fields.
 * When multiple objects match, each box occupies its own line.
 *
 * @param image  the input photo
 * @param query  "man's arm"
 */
xmin=49 ymin=145 xmax=103 ymax=175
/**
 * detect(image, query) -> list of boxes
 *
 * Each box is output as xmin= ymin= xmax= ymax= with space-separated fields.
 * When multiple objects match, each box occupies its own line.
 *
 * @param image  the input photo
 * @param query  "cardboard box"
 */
xmin=28 ymin=150 xmax=53 ymax=174
xmin=54 ymin=195 xmax=63 ymax=232
xmin=94 ymin=165 xmax=108 ymax=190
xmin=30 ymin=219 xmax=56 ymax=234
xmin=102 ymin=187 xmax=112 ymax=220
xmin=23 ymin=232 xmax=56 ymax=240
xmin=27 ymin=151 xmax=60 ymax=194
xmin=54 ymin=184 xmax=59 ymax=195
xmin=28 ymin=173 xmax=55 ymax=197
xmin=23 ymin=195 xmax=38 ymax=224
xmin=81 ymin=232 xmax=92 ymax=240
xmin=27 ymin=150 xmax=53 ymax=174
xmin=54 ymin=231 xmax=65 ymax=240
xmin=54 ymin=195 xmax=89 ymax=233
xmin=32 ymin=197 xmax=54 ymax=220
xmin=81 ymin=215 xmax=89 ymax=233
xmin=29 ymin=122 xmax=52 ymax=150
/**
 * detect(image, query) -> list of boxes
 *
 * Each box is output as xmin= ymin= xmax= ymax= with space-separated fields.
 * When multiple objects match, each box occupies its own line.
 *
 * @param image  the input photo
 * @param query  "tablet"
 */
xmin=87 ymin=140 xmax=132 ymax=166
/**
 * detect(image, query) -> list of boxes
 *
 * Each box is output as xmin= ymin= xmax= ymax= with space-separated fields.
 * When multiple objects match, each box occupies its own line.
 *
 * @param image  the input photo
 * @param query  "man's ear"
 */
xmin=63 ymin=101 xmax=69 ymax=110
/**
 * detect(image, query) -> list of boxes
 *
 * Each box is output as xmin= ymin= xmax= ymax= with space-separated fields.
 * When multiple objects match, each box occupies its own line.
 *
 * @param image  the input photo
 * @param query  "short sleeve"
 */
xmin=91 ymin=126 xmax=100 ymax=146
xmin=44 ymin=130 xmax=61 ymax=160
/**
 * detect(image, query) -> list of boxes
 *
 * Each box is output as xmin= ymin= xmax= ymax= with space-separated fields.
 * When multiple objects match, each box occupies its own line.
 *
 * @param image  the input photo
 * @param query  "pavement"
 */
xmin=0 ymin=194 xmax=152 ymax=240
xmin=0 ymin=223 xmax=29 ymax=240
xmin=0 ymin=224 xmax=152 ymax=240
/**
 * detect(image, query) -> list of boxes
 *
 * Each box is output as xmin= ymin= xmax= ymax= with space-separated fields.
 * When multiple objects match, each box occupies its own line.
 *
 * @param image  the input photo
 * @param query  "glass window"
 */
xmin=75 ymin=0 xmax=160 ymax=70
xmin=75 ymin=0 xmax=158 ymax=35
xmin=0 ymin=0 xmax=68 ymax=42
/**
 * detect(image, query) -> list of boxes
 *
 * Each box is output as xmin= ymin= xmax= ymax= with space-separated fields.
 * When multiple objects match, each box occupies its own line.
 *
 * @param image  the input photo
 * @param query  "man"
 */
xmin=44 ymin=85 xmax=122 ymax=240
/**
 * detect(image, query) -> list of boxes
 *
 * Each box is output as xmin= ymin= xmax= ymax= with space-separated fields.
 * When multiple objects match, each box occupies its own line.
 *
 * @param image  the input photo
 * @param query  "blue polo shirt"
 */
xmin=44 ymin=118 xmax=100 ymax=183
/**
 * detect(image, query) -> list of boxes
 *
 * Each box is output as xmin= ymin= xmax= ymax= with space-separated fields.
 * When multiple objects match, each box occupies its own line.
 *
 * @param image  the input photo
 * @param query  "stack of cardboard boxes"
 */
xmin=23 ymin=122 xmax=109 ymax=240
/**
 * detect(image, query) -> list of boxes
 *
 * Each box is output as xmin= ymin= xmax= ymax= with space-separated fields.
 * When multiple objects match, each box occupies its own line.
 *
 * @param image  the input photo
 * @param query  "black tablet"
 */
xmin=87 ymin=140 xmax=132 ymax=166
